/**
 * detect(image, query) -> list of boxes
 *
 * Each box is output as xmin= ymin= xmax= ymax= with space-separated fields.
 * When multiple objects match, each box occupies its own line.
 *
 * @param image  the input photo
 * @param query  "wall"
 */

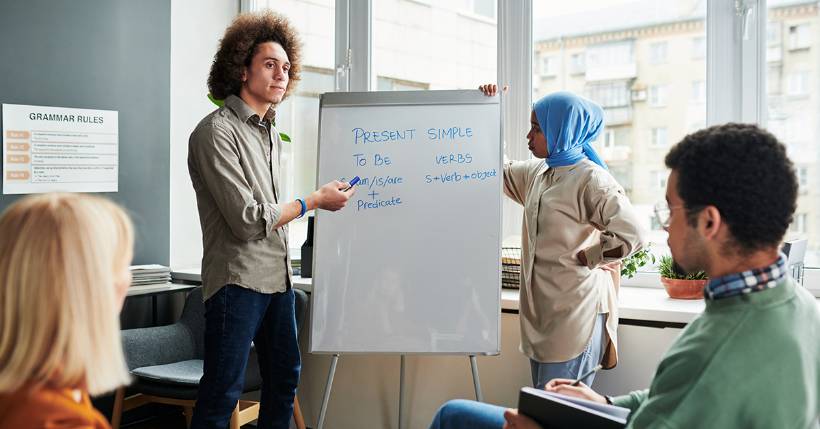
xmin=169 ymin=0 xmax=239 ymax=268
xmin=0 ymin=0 xmax=171 ymax=265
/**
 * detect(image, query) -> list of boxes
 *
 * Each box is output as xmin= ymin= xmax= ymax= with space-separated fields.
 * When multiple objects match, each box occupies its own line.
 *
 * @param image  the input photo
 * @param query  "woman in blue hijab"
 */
xmin=428 ymin=87 xmax=647 ymax=429
xmin=530 ymin=91 xmax=608 ymax=169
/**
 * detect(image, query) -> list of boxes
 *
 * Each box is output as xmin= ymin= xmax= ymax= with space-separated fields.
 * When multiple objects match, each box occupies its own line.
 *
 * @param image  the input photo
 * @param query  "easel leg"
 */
xmin=470 ymin=355 xmax=483 ymax=402
xmin=317 ymin=354 xmax=339 ymax=429
xmin=399 ymin=354 xmax=406 ymax=429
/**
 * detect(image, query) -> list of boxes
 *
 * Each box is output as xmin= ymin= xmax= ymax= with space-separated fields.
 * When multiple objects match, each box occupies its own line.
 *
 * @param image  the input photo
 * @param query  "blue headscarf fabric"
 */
xmin=532 ymin=91 xmax=607 ymax=170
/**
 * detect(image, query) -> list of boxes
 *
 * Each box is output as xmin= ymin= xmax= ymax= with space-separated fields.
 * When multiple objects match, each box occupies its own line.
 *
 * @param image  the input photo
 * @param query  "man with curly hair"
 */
xmin=187 ymin=11 xmax=354 ymax=429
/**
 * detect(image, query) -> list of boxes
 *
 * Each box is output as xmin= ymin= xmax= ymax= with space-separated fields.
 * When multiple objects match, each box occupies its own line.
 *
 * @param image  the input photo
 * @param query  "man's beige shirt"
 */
xmin=188 ymin=95 xmax=292 ymax=301
xmin=504 ymin=159 xmax=647 ymax=366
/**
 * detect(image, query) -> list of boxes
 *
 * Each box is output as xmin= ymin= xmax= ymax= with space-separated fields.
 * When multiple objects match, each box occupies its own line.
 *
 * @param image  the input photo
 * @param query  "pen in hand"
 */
xmin=342 ymin=176 xmax=360 ymax=192
xmin=571 ymin=364 xmax=603 ymax=386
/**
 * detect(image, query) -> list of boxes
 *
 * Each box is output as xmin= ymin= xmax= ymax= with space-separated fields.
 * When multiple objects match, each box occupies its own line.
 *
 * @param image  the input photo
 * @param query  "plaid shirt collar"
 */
xmin=704 ymin=254 xmax=787 ymax=300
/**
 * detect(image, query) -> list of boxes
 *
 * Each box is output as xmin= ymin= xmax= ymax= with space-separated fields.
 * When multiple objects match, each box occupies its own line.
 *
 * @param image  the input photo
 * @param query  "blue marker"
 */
xmin=343 ymin=175 xmax=360 ymax=191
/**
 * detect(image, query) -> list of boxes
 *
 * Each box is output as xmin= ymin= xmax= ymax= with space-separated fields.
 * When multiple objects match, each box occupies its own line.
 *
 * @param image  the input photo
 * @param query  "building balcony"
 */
xmin=586 ymin=63 xmax=638 ymax=82
xmin=600 ymin=146 xmax=632 ymax=163
xmin=603 ymin=106 xmax=632 ymax=126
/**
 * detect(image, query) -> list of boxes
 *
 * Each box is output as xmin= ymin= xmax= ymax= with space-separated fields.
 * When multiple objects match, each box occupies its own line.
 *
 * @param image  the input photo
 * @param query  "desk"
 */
xmin=172 ymin=268 xmax=313 ymax=293
xmin=172 ymin=268 xmax=700 ymax=325
xmin=126 ymin=283 xmax=198 ymax=325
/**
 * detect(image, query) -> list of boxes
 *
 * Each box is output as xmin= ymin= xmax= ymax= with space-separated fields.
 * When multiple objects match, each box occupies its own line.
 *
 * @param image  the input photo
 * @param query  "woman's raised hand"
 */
xmin=479 ymin=84 xmax=509 ymax=96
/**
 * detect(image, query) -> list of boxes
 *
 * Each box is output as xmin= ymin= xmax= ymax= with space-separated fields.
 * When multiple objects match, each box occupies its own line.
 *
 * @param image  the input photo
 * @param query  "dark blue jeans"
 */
xmin=191 ymin=285 xmax=300 ymax=429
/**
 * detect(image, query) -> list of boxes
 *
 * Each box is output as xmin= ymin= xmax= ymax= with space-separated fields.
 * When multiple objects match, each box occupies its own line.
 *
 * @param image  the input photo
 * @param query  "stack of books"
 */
xmin=130 ymin=265 xmax=172 ymax=286
xmin=502 ymin=247 xmax=521 ymax=289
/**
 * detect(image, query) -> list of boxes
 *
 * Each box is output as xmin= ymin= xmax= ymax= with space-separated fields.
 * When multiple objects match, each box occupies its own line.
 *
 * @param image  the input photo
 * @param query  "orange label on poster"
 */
xmin=5 ymin=130 xmax=30 ymax=139
xmin=6 ymin=171 xmax=29 ymax=180
xmin=7 ymin=154 xmax=30 ymax=163
xmin=6 ymin=142 xmax=30 ymax=151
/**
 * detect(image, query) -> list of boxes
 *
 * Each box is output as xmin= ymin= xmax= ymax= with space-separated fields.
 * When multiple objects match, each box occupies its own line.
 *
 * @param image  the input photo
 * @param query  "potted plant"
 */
xmin=620 ymin=247 xmax=655 ymax=279
xmin=658 ymin=255 xmax=708 ymax=299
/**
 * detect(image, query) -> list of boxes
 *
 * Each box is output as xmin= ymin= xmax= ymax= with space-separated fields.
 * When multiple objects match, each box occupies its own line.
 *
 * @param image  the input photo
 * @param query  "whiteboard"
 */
xmin=310 ymin=90 xmax=502 ymax=355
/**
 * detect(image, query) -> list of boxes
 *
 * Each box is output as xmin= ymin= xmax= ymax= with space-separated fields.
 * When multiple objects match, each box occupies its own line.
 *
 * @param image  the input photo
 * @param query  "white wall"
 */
xmin=298 ymin=311 xmax=678 ymax=429
xmin=169 ymin=0 xmax=239 ymax=268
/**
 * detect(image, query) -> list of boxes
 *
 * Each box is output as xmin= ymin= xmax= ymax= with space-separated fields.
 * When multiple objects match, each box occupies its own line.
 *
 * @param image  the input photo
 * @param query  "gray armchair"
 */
xmin=112 ymin=287 xmax=308 ymax=429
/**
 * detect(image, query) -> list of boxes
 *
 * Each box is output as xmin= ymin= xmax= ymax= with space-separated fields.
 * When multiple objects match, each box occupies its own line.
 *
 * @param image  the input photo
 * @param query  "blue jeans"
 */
xmin=429 ymin=315 xmax=608 ymax=429
xmin=429 ymin=399 xmax=506 ymax=429
xmin=191 ymin=285 xmax=300 ymax=429
xmin=530 ymin=313 xmax=607 ymax=388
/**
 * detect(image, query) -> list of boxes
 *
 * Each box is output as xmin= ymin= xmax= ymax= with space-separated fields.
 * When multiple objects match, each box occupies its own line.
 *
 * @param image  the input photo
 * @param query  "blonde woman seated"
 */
xmin=0 ymin=194 xmax=134 ymax=429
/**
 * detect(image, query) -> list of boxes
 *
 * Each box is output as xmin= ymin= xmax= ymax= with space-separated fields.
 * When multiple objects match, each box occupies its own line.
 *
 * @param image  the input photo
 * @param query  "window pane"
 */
xmin=374 ymin=1 xmax=497 ymax=91
xmin=767 ymin=2 xmax=819 ymax=267
xmin=252 ymin=0 xmax=335 ymax=248
xmin=533 ymin=1 xmax=707 ymax=266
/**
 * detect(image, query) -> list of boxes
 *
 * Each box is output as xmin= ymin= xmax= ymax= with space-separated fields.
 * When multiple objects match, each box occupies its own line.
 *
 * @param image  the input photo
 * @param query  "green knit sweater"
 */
xmin=613 ymin=278 xmax=820 ymax=428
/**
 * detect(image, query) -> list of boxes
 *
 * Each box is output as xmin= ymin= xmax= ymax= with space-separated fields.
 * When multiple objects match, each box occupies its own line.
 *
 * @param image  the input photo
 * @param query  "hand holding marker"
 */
xmin=343 ymin=176 xmax=360 ymax=192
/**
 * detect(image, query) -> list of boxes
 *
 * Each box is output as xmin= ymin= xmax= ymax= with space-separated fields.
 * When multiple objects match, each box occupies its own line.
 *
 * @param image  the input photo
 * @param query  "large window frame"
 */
xmin=242 ymin=0 xmax=820 ymax=296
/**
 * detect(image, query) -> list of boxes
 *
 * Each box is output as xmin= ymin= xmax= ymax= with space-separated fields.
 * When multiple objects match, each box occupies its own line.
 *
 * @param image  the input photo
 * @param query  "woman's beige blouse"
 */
xmin=504 ymin=159 xmax=648 ymax=366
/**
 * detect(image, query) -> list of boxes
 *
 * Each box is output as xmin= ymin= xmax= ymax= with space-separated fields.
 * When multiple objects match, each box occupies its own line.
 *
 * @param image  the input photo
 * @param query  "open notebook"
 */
xmin=518 ymin=387 xmax=630 ymax=429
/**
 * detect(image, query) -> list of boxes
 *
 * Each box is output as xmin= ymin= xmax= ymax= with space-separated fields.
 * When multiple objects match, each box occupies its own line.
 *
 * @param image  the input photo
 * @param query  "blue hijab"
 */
xmin=533 ymin=91 xmax=607 ymax=169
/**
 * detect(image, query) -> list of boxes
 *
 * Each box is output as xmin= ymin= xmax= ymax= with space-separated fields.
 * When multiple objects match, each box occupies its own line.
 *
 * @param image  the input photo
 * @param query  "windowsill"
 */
xmin=171 ymin=269 xmax=820 ymax=326
xmin=500 ymin=286 xmax=705 ymax=324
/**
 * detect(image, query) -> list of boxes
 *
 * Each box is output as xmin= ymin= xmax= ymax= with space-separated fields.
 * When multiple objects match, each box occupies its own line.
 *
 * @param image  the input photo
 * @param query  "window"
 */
xmin=786 ymin=71 xmax=809 ymax=96
xmin=603 ymin=129 xmax=616 ymax=149
xmin=789 ymin=24 xmax=811 ymax=50
xmin=768 ymin=65 xmax=782 ymax=94
xmin=649 ymin=41 xmax=668 ymax=64
xmin=768 ymin=21 xmax=783 ymax=63
xmin=585 ymin=82 xmax=630 ymax=107
xmin=791 ymin=213 xmax=808 ymax=234
xmin=469 ymin=0 xmax=497 ymax=20
xmin=798 ymin=166 xmax=809 ymax=190
xmin=534 ymin=1 xmax=706 ymax=270
xmin=541 ymin=55 xmax=558 ymax=77
xmin=377 ymin=76 xmax=428 ymax=91
xmin=609 ymin=166 xmax=631 ymax=191
xmin=570 ymin=52 xmax=586 ymax=75
xmin=768 ymin=22 xmax=782 ymax=46
xmin=691 ymin=36 xmax=706 ymax=59
xmin=691 ymin=80 xmax=705 ymax=104
xmin=649 ymin=85 xmax=667 ymax=107
xmin=249 ymin=0 xmax=336 ymax=248
xmin=767 ymin=4 xmax=819 ymax=268
xmin=586 ymin=40 xmax=635 ymax=68
xmin=650 ymin=127 xmax=668 ymax=147
xmin=374 ymin=1 xmax=496 ymax=91
xmin=650 ymin=170 xmax=668 ymax=189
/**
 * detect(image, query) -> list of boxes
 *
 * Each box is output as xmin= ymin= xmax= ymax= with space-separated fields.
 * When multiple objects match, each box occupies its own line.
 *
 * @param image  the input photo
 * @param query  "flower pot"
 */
xmin=660 ymin=277 xmax=707 ymax=300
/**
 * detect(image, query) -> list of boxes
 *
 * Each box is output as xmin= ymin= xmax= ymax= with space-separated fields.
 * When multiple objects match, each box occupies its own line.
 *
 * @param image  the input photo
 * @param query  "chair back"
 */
xmin=177 ymin=287 xmax=206 ymax=358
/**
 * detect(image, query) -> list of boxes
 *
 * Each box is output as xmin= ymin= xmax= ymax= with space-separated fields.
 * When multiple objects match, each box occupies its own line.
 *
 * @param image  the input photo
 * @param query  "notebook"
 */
xmin=518 ymin=387 xmax=629 ymax=429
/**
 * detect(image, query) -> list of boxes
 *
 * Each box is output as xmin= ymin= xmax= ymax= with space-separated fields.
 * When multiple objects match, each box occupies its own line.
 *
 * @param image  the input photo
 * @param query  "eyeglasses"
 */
xmin=653 ymin=201 xmax=685 ymax=230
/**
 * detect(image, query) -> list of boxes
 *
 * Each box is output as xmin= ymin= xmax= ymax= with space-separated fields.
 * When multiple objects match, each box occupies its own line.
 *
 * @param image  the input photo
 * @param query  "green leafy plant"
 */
xmin=620 ymin=247 xmax=656 ymax=279
xmin=658 ymin=255 xmax=707 ymax=280
xmin=207 ymin=93 xmax=291 ymax=142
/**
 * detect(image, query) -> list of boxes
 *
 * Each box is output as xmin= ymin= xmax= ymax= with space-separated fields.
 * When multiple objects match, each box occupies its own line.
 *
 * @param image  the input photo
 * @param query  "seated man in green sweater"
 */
xmin=430 ymin=123 xmax=820 ymax=429
xmin=514 ymin=123 xmax=820 ymax=428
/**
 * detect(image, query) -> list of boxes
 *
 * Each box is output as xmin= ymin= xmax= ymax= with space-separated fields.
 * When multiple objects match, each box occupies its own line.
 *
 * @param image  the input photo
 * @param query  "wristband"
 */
xmin=296 ymin=198 xmax=307 ymax=218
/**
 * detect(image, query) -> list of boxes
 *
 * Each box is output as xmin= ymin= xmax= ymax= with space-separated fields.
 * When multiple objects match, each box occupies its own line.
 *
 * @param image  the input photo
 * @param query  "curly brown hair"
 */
xmin=208 ymin=11 xmax=302 ymax=101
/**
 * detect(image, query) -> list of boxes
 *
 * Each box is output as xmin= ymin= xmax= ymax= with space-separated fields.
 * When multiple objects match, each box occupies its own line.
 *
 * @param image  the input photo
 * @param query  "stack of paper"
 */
xmin=130 ymin=264 xmax=172 ymax=286
xmin=502 ymin=247 xmax=521 ymax=289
